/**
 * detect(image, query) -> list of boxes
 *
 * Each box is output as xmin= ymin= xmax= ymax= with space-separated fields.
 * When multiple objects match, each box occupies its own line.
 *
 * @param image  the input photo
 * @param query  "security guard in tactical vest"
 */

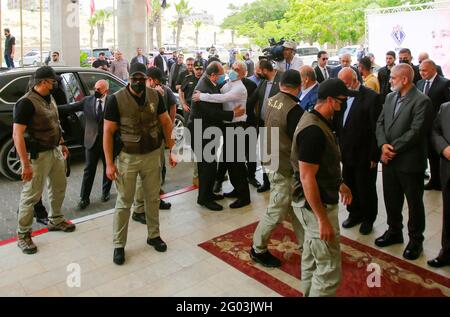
xmin=13 ymin=66 xmax=76 ymax=255
xmin=250 ymin=70 xmax=305 ymax=267
xmin=103 ymin=63 xmax=176 ymax=266
xmin=291 ymin=79 xmax=354 ymax=297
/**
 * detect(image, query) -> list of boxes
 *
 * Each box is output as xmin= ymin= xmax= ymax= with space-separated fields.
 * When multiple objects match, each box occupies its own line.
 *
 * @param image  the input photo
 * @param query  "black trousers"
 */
xmin=80 ymin=138 xmax=112 ymax=200
xmin=428 ymin=136 xmax=441 ymax=187
xmin=382 ymin=165 xmax=426 ymax=244
xmin=342 ymin=163 xmax=378 ymax=224
xmin=217 ymin=122 xmax=250 ymax=201
xmin=440 ymin=179 xmax=450 ymax=260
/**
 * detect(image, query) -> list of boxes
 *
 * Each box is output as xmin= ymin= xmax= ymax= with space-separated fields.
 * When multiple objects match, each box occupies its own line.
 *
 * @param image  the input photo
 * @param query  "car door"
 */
xmin=77 ymin=71 xmax=125 ymax=96
xmin=58 ymin=72 xmax=86 ymax=147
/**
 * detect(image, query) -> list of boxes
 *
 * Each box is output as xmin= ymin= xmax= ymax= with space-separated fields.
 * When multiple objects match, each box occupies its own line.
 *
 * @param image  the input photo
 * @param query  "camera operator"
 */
xmin=275 ymin=41 xmax=303 ymax=72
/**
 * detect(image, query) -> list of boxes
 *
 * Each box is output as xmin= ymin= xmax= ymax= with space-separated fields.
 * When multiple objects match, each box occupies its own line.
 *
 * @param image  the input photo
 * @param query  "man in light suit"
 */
xmin=417 ymin=59 xmax=450 ymax=190
xmin=375 ymin=64 xmax=433 ymax=261
xmin=59 ymin=80 xmax=114 ymax=210
xmin=429 ymin=102 xmax=450 ymax=268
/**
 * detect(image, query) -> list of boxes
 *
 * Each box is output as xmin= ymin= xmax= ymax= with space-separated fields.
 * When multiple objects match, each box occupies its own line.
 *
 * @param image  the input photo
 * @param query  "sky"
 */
xmin=84 ymin=0 xmax=255 ymax=24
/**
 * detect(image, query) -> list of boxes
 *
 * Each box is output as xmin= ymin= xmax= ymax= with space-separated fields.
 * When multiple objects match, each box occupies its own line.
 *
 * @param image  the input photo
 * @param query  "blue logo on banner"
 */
xmin=391 ymin=25 xmax=406 ymax=46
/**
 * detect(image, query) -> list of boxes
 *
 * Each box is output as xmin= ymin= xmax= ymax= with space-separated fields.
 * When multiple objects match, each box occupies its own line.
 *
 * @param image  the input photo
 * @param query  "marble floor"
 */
xmin=0 ymin=174 xmax=448 ymax=297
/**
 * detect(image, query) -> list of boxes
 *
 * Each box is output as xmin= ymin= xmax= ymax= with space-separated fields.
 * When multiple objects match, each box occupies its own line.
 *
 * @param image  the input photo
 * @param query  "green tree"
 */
xmin=170 ymin=20 xmax=178 ymax=45
xmin=194 ymin=20 xmax=203 ymax=49
xmin=91 ymin=9 xmax=112 ymax=48
xmin=175 ymin=0 xmax=192 ymax=49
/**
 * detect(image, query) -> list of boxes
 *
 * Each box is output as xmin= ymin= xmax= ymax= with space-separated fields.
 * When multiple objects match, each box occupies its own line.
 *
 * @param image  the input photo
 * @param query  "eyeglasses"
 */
xmin=321 ymin=58 xmax=329 ymax=61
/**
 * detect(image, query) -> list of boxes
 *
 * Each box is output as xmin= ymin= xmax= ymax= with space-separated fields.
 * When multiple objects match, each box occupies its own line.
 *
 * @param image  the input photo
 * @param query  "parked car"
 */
xmin=19 ymin=50 xmax=50 ymax=67
xmin=328 ymin=45 xmax=360 ymax=67
xmin=296 ymin=46 xmax=320 ymax=67
xmin=0 ymin=67 xmax=185 ymax=181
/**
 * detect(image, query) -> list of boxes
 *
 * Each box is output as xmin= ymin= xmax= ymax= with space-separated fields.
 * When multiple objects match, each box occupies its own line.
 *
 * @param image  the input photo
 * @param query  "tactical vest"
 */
xmin=291 ymin=112 xmax=342 ymax=204
xmin=115 ymin=87 xmax=162 ymax=154
xmin=19 ymin=89 xmax=61 ymax=150
xmin=263 ymin=92 xmax=299 ymax=176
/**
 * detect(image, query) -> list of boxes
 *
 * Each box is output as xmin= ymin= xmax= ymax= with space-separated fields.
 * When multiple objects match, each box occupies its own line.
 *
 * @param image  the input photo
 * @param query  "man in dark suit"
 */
xmin=429 ymin=102 xmax=450 ymax=268
xmin=130 ymin=48 xmax=149 ymax=68
xmin=187 ymin=61 xmax=245 ymax=211
xmin=248 ymin=59 xmax=283 ymax=193
xmin=418 ymin=52 xmax=444 ymax=77
xmin=153 ymin=47 xmax=169 ymax=82
xmin=337 ymin=67 xmax=382 ymax=235
xmin=59 ymin=80 xmax=113 ymax=210
xmin=398 ymin=48 xmax=421 ymax=84
xmin=314 ymin=50 xmax=332 ymax=83
xmin=417 ymin=59 xmax=450 ymax=190
xmin=378 ymin=51 xmax=396 ymax=104
xmin=375 ymin=64 xmax=433 ymax=261
xmin=330 ymin=53 xmax=363 ymax=83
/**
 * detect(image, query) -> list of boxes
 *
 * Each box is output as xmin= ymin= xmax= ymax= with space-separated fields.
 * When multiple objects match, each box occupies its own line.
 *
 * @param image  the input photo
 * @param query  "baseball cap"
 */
xmin=283 ymin=40 xmax=297 ymax=50
xmin=129 ymin=63 xmax=147 ymax=77
xmin=317 ymin=78 xmax=358 ymax=99
xmin=34 ymin=66 xmax=60 ymax=81
xmin=194 ymin=61 xmax=204 ymax=69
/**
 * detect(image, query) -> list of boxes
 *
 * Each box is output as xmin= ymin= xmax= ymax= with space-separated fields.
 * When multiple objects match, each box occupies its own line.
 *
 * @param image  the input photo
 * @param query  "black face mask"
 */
xmin=49 ymin=81 xmax=58 ymax=94
xmin=131 ymin=82 xmax=146 ymax=94
xmin=399 ymin=59 xmax=410 ymax=64
xmin=95 ymin=91 xmax=104 ymax=99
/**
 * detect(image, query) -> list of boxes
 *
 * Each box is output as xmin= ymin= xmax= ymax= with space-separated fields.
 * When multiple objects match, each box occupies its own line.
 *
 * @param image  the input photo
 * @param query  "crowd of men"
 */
xmin=10 ymin=36 xmax=450 ymax=297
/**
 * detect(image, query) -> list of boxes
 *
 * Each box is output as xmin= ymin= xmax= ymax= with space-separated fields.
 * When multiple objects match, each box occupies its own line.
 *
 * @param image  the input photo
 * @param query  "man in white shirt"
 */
xmin=314 ymin=51 xmax=331 ymax=83
xmin=192 ymin=61 xmax=251 ymax=209
xmin=275 ymin=41 xmax=303 ymax=72
xmin=48 ymin=51 xmax=65 ymax=67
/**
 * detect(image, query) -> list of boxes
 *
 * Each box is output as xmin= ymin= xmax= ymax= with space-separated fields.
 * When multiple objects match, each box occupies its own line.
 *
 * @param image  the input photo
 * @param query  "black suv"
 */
xmin=0 ymin=67 xmax=186 ymax=181
xmin=0 ymin=67 xmax=127 ymax=180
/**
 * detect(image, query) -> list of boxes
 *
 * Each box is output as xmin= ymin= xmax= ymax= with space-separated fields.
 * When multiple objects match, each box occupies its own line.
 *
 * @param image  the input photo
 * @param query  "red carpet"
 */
xmin=199 ymin=222 xmax=450 ymax=297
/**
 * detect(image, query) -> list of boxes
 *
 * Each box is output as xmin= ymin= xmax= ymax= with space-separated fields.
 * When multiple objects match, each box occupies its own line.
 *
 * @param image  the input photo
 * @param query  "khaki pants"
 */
xmin=17 ymin=148 xmax=67 ymax=238
xmin=113 ymin=149 xmax=161 ymax=248
xmin=292 ymin=201 xmax=341 ymax=297
xmin=252 ymin=172 xmax=304 ymax=254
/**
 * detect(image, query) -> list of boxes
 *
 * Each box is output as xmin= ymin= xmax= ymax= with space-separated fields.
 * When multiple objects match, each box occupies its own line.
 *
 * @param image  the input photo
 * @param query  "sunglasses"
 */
xmin=333 ymin=97 xmax=348 ymax=104
xmin=321 ymin=57 xmax=329 ymax=60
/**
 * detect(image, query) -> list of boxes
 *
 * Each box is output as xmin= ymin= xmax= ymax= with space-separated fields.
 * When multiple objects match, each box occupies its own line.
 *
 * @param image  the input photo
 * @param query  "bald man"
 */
xmin=375 ymin=64 xmax=433 ymax=261
xmin=59 ymin=80 xmax=114 ymax=210
xmin=298 ymin=65 xmax=319 ymax=112
xmin=336 ymin=68 xmax=381 ymax=234
xmin=330 ymin=53 xmax=363 ymax=83
xmin=418 ymin=52 xmax=444 ymax=77
xmin=417 ymin=59 xmax=450 ymax=190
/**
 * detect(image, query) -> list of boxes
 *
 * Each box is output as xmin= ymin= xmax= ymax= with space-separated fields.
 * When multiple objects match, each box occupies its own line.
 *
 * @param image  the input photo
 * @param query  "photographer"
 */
xmin=275 ymin=41 xmax=303 ymax=72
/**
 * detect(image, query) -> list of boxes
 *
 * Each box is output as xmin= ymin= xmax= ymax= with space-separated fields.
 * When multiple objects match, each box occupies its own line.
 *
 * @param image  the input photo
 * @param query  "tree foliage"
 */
xmin=221 ymin=0 xmax=432 ymax=46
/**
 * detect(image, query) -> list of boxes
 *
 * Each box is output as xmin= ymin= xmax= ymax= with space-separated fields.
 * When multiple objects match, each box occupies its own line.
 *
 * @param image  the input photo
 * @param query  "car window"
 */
xmin=60 ymin=73 xmax=85 ymax=103
xmin=0 ymin=76 xmax=32 ymax=103
xmin=296 ymin=48 xmax=319 ymax=56
xmin=78 ymin=72 xmax=125 ymax=95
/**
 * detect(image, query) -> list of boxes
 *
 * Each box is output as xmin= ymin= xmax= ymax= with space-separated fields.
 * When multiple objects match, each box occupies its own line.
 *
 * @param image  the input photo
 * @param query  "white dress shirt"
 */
xmin=276 ymin=55 xmax=304 ymax=72
xmin=318 ymin=65 xmax=329 ymax=80
xmin=96 ymin=95 xmax=106 ymax=113
xmin=423 ymin=73 xmax=438 ymax=94
xmin=200 ymin=79 xmax=248 ymax=123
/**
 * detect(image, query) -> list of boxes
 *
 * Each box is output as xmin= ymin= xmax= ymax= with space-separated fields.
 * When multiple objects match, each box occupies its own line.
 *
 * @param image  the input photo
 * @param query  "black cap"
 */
xmin=129 ymin=63 xmax=147 ymax=77
xmin=280 ymin=69 xmax=302 ymax=87
xmin=146 ymin=66 xmax=163 ymax=81
xmin=34 ymin=66 xmax=60 ymax=81
xmin=317 ymin=78 xmax=358 ymax=99
xmin=194 ymin=60 xmax=204 ymax=69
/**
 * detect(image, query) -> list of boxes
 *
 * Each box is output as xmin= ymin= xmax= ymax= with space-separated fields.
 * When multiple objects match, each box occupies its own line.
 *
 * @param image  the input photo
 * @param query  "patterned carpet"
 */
xmin=199 ymin=222 xmax=450 ymax=297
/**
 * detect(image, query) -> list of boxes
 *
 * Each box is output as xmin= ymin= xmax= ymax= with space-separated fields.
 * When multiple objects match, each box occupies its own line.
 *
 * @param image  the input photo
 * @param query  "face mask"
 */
xmin=95 ymin=91 xmax=104 ymax=99
xmin=217 ymin=74 xmax=226 ymax=85
xmin=228 ymin=70 xmax=239 ymax=82
xmin=49 ymin=81 xmax=58 ymax=94
xmin=131 ymin=82 xmax=146 ymax=94
xmin=399 ymin=59 xmax=409 ymax=64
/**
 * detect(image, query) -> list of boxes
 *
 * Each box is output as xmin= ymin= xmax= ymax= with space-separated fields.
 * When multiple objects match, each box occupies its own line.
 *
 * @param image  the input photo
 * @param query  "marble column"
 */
xmin=117 ymin=0 xmax=147 ymax=61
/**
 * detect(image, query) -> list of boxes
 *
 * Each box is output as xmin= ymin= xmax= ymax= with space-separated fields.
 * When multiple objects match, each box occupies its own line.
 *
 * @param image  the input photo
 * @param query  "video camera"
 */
xmin=259 ymin=38 xmax=285 ymax=62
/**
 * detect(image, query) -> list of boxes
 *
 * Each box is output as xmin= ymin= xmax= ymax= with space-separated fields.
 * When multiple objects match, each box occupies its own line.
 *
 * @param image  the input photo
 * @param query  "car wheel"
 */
xmin=0 ymin=138 xmax=22 ymax=181
xmin=172 ymin=113 xmax=185 ymax=147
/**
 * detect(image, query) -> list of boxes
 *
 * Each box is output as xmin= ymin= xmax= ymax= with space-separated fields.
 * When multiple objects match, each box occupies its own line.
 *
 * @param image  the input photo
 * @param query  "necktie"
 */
xmin=324 ymin=68 xmax=328 ymax=80
xmin=96 ymin=99 xmax=103 ymax=121
xmin=424 ymin=81 xmax=431 ymax=96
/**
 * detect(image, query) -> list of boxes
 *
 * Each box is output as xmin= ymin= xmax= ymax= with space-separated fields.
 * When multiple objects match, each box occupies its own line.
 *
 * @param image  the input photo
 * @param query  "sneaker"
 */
xmin=18 ymin=233 xmax=37 ymax=255
xmin=250 ymin=248 xmax=281 ymax=268
xmin=159 ymin=200 xmax=172 ymax=210
xmin=48 ymin=220 xmax=76 ymax=232
xmin=147 ymin=237 xmax=167 ymax=252
xmin=132 ymin=212 xmax=146 ymax=224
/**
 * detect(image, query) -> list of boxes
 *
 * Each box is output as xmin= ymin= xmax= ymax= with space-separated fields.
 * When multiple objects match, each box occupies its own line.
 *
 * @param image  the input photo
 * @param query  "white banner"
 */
xmin=368 ymin=8 xmax=450 ymax=77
